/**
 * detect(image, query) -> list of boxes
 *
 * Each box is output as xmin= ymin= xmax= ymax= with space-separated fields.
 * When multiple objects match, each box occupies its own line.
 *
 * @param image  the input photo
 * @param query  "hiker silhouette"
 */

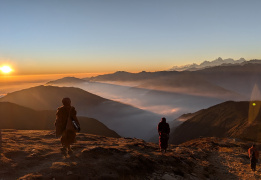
xmin=248 ymin=144 xmax=259 ymax=172
xmin=55 ymin=97 xmax=80 ymax=154
xmin=0 ymin=129 xmax=2 ymax=153
xmin=157 ymin=117 xmax=170 ymax=153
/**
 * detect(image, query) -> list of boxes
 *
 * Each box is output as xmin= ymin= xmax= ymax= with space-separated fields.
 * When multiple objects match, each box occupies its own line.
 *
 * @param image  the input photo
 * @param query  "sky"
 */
xmin=0 ymin=0 xmax=261 ymax=75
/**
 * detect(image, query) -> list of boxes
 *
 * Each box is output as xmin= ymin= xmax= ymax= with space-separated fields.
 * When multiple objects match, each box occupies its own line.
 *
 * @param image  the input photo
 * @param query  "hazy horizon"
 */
xmin=0 ymin=57 xmax=258 ymax=98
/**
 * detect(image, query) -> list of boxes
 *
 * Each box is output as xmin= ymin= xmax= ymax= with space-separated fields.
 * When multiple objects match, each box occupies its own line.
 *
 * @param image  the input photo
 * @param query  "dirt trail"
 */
xmin=208 ymin=142 xmax=261 ymax=180
xmin=0 ymin=130 xmax=260 ymax=180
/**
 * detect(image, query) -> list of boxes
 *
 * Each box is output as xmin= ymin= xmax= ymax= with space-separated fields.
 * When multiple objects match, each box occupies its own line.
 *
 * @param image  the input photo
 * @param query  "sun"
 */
xmin=0 ymin=65 xmax=13 ymax=74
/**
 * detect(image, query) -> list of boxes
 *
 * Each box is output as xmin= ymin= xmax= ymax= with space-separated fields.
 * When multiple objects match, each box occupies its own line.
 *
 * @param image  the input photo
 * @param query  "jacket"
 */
xmin=248 ymin=147 xmax=259 ymax=159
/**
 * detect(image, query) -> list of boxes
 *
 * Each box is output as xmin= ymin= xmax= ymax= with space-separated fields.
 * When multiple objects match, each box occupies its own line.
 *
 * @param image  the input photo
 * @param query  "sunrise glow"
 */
xmin=0 ymin=65 xmax=13 ymax=74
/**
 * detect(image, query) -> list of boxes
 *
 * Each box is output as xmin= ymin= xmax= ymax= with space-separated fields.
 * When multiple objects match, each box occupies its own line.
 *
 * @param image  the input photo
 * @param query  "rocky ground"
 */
xmin=0 ymin=129 xmax=260 ymax=180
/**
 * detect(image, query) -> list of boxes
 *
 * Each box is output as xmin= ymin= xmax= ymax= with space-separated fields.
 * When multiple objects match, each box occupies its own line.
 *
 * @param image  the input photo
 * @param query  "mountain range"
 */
xmin=169 ymin=57 xmax=246 ymax=71
xmin=45 ymin=60 xmax=261 ymax=139
xmin=83 ymin=60 xmax=261 ymax=99
xmin=2 ymin=59 xmax=260 ymax=143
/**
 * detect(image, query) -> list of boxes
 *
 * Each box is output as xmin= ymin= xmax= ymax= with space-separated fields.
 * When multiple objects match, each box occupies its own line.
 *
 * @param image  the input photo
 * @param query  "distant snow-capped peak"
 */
xmin=169 ymin=57 xmax=246 ymax=71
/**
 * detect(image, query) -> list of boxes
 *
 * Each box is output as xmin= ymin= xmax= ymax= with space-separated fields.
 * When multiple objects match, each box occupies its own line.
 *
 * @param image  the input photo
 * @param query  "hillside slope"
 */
xmin=0 ymin=85 xmax=104 ymax=110
xmin=0 ymin=102 xmax=120 ymax=138
xmin=0 ymin=86 xmax=160 ymax=140
xmin=0 ymin=130 xmax=259 ymax=179
xmin=170 ymin=101 xmax=261 ymax=144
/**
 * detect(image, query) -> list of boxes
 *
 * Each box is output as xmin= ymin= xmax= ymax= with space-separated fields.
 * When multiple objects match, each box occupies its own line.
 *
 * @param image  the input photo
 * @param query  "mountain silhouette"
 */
xmin=135 ymin=72 xmax=244 ymax=99
xmin=46 ymin=77 xmax=87 ymax=85
xmin=169 ymin=57 xmax=246 ymax=71
xmin=85 ymin=60 xmax=260 ymax=83
xmin=170 ymin=101 xmax=261 ymax=144
xmin=83 ymin=60 xmax=261 ymax=99
xmin=84 ymin=71 xmax=246 ymax=100
xmin=0 ymin=85 xmax=104 ymax=110
xmin=0 ymin=86 xmax=160 ymax=140
xmin=196 ymin=61 xmax=261 ymax=96
xmin=84 ymin=71 xmax=175 ymax=82
xmin=0 ymin=102 xmax=119 ymax=137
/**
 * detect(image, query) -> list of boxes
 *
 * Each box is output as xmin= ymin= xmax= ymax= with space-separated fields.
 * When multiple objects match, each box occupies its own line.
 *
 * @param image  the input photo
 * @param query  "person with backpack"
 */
xmin=248 ymin=144 xmax=259 ymax=172
xmin=55 ymin=97 xmax=80 ymax=154
xmin=0 ymin=129 xmax=2 ymax=147
xmin=158 ymin=117 xmax=170 ymax=153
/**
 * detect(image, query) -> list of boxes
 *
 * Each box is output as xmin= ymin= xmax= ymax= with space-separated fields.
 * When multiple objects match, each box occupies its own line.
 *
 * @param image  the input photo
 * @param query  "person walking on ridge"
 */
xmin=0 ymin=129 xmax=2 ymax=148
xmin=55 ymin=97 xmax=80 ymax=154
xmin=248 ymin=144 xmax=259 ymax=172
xmin=158 ymin=117 xmax=170 ymax=153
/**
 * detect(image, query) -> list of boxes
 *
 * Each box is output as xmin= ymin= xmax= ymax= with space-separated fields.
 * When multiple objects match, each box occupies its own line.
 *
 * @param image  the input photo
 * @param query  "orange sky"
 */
xmin=0 ymin=72 xmax=109 ymax=96
xmin=0 ymin=72 xmax=107 ymax=83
